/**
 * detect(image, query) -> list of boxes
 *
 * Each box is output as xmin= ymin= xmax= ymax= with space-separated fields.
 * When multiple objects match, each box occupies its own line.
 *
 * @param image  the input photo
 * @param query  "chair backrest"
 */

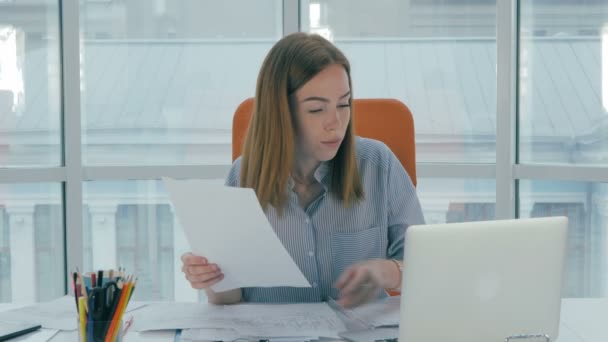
xmin=232 ymin=98 xmax=417 ymax=186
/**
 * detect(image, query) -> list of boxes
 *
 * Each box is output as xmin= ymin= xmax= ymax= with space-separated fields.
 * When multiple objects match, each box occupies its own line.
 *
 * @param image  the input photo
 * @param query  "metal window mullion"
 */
xmin=495 ymin=0 xmax=519 ymax=220
xmin=515 ymin=165 xmax=608 ymax=183
xmin=283 ymin=0 xmax=300 ymax=35
xmin=0 ymin=168 xmax=66 ymax=183
xmin=60 ymin=0 xmax=83 ymax=294
xmin=417 ymin=164 xmax=496 ymax=179
xmin=83 ymin=165 xmax=232 ymax=181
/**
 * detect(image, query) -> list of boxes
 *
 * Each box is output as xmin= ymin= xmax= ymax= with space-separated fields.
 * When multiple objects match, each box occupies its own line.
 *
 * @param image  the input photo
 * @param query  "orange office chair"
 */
xmin=232 ymin=98 xmax=417 ymax=186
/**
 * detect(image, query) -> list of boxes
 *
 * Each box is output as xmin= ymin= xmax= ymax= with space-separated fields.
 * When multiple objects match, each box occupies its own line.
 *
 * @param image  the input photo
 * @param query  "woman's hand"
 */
xmin=181 ymin=252 xmax=224 ymax=290
xmin=334 ymin=259 xmax=401 ymax=308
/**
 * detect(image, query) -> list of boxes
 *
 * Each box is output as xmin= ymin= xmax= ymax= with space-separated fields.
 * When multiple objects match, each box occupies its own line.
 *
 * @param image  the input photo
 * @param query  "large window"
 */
xmin=0 ymin=0 xmax=607 ymax=303
xmin=417 ymin=178 xmax=496 ymax=224
xmin=302 ymin=0 xmax=498 ymax=163
xmin=0 ymin=183 xmax=64 ymax=303
xmin=0 ymin=0 xmax=64 ymax=304
xmin=519 ymin=0 xmax=608 ymax=165
xmin=0 ymin=1 xmax=62 ymax=167
xmin=77 ymin=0 xmax=282 ymax=301
xmin=520 ymin=181 xmax=608 ymax=297
xmin=80 ymin=0 xmax=282 ymax=166
xmin=516 ymin=0 xmax=608 ymax=297
xmin=83 ymin=180 xmax=192 ymax=301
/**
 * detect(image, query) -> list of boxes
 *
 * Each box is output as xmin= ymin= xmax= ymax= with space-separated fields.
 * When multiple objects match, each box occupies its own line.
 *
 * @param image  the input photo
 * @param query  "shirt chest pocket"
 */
xmin=330 ymin=226 xmax=383 ymax=279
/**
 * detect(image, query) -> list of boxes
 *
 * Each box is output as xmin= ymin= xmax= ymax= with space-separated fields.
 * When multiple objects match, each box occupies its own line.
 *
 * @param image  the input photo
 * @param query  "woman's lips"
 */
xmin=321 ymin=138 xmax=343 ymax=147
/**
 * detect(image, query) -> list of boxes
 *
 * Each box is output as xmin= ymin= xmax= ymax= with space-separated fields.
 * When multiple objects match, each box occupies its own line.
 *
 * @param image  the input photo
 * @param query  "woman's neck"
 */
xmin=292 ymin=157 xmax=321 ymax=185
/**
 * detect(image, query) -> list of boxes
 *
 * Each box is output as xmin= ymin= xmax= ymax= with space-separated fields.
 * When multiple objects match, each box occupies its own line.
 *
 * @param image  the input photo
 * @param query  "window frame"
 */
xmin=0 ymin=0 xmax=606 ymax=299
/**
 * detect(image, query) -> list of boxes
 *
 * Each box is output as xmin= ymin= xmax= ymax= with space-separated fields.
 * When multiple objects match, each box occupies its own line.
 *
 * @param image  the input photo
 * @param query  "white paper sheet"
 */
xmin=11 ymin=328 xmax=59 ymax=342
xmin=181 ymin=327 xmax=319 ymax=342
xmin=345 ymin=295 xmax=400 ymax=328
xmin=180 ymin=327 xmax=243 ymax=341
xmin=0 ymin=296 xmax=148 ymax=332
xmin=339 ymin=327 xmax=399 ymax=342
xmin=162 ymin=178 xmax=311 ymax=292
xmin=132 ymin=302 xmax=345 ymax=338
xmin=0 ymin=296 xmax=76 ymax=331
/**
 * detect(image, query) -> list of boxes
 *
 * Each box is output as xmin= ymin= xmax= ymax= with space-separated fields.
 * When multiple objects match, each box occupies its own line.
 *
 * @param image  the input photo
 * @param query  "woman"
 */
xmin=181 ymin=32 xmax=424 ymax=308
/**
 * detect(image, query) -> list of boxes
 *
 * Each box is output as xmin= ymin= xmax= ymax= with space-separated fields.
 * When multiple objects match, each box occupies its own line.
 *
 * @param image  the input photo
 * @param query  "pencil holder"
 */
xmin=78 ymin=319 xmax=123 ymax=342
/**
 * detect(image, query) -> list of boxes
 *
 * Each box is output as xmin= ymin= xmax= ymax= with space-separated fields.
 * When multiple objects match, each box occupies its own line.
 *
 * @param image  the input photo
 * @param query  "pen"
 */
xmin=73 ymin=272 xmax=79 ymax=313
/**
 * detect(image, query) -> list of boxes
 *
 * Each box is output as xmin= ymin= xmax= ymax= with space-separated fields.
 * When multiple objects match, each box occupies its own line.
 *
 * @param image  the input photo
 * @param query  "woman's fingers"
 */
xmin=181 ymin=252 xmax=207 ymax=265
xmin=334 ymin=267 xmax=355 ymax=290
xmin=190 ymin=273 xmax=225 ymax=290
xmin=339 ymin=268 xmax=371 ymax=296
xmin=340 ymin=284 xmax=378 ymax=308
xmin=187 ymin=263 xmax=219 ymax=276
xmin=185 ymin=266 xmax=223 ymax=285
xmin=179 ymin=252 xmax=223 ymax=289
xmin=336 ymin=265 xmax=380 ymax=308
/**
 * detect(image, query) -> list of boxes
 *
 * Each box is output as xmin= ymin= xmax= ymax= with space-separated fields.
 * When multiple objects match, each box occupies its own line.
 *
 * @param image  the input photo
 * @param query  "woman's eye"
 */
xmin=338 ymin=104 xmax=350 ymax=109
xmin=308 ymin=108 xmax=323 ymax=113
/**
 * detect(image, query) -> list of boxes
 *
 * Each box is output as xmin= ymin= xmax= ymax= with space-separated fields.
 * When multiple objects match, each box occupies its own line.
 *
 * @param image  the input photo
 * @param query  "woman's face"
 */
xmin=292 ymin=64 xmax=351 ymax=164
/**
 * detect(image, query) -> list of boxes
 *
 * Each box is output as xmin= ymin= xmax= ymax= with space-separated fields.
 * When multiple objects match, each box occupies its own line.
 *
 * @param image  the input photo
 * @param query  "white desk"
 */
xmin=556 ymin=298 xmax=608 ymax=342
xmin=3 ymin=298 xmax=606 ymax=342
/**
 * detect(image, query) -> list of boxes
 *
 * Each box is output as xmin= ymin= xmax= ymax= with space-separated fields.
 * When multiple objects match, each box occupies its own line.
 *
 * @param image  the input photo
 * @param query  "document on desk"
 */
xmin=344 ymin=295 xmax=400 ymax=328
xmin=0 ymin=296 xmax=75 ymax=331
xmin=0 ymin=296 xmax=146 ymax=332
xmin=181 ymin=327 xmax=318 ymax=342
xmin=163 ymin=178 xmax=311 ymax=292
xmin=132 ymin=302 xmax=345 ymax=339
xmin=10 ymin=328 xmax=59 ymax=342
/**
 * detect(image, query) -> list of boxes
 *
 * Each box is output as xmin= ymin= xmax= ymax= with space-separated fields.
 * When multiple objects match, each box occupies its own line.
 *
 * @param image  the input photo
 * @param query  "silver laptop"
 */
xmin=399 ymin=216 xmax=568 ymax=342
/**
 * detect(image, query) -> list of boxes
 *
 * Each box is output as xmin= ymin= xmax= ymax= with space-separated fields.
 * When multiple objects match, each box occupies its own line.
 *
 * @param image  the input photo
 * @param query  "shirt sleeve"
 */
xmin=224 ymin=157 xmax=242 ymax=187
xmin=385 ymin=150 xmax=425 ymax=260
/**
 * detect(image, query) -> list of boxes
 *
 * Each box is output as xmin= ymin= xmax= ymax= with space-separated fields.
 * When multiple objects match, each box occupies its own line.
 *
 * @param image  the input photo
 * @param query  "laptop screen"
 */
xmin=399 ymin=217 xmax=567 ymax=342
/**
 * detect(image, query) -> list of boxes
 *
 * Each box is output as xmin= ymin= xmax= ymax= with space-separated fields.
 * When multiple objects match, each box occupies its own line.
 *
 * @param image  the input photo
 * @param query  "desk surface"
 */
xmin=2 ymin=298 xmax=606 ymax=342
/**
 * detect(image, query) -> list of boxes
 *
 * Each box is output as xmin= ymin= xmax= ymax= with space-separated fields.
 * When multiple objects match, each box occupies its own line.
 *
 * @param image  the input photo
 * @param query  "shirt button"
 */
xmin=305 ymin=218 xmax=310 ymax=224
xmin=308 ymin=251 xmax=314 ymax=257
xmin=312 ymin=282 xmax=318 ymax=288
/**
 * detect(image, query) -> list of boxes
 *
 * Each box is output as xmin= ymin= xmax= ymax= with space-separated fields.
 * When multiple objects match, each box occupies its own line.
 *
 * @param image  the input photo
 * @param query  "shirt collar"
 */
xmin=288 ymin=161 xmax=331 ymax=191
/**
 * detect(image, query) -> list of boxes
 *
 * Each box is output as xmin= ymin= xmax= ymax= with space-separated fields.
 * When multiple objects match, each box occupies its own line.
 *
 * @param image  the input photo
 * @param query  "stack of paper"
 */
xmin=132 ymin=302 xmax=346 ymax=340
xmin=180 ymin=328 xmax=320 ymax=342
xmin=334 ymin=296 xmax=401 ymax=342
xmin=344 ymin=295 xmax=400 ymax=328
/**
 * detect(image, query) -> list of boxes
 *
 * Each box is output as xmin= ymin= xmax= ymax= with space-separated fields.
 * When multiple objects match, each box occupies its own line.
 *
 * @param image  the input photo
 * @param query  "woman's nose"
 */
xmin=325 ymin=109 xmax=341 ymax=131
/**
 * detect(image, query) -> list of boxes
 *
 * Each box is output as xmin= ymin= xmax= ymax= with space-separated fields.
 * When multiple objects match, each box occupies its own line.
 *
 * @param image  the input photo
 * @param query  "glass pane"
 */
xmin=417 ymin=178 xmax=496 ymax=224
xmin=83 ymin=179 xmax=222 ymax=301
xmin=519 ymin=0 xmax=608 ymax=165
xmin=0 ymin=183 xmax=64 ymax=303
xmin=79 ymin=0 xmax=282 ymax=166
xmin=0 ymin=1 xmax=62 ymax=167
xmin=302 ymin=0 xmax=497 ymax=163
xmin=520 ymin=180 xmax=608 ymax=298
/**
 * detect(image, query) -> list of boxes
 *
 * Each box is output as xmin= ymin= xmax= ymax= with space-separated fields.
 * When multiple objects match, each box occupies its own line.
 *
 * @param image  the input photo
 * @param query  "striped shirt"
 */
xmin=225 ymin=137 xmax=425 ymax=302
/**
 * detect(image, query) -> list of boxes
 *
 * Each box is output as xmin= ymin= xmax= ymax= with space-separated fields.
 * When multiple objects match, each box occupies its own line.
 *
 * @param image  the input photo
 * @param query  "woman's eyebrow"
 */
xmin=302 ymin=96 xmax=329 ymax=103
xmin=302 ymin=91 xmax=351 ymax=103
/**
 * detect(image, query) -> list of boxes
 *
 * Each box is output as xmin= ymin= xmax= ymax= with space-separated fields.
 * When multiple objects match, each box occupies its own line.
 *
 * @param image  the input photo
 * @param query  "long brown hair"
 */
xmin=240 ymin=32 xmax=363 ymax=211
